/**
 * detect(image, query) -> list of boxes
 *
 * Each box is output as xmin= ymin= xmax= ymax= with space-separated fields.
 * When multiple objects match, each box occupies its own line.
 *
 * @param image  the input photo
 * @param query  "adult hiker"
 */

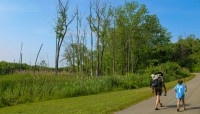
xmin=150 ymin=72 xmax=167 ymax=110
xmin=174 ymin=79 xmax=187 ymax=112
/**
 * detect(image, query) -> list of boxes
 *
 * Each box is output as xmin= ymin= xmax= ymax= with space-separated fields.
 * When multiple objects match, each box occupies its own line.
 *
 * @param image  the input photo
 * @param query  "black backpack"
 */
xmin=151 ymin=77 xmax=163 ymax=87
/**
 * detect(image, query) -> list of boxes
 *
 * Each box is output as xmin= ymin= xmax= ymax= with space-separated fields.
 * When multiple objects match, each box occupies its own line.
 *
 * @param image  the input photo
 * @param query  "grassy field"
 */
xmin=0 ymin=74 xmax=195 ymax=114
xmin=0 ymin=62 xmax=190 ymax=107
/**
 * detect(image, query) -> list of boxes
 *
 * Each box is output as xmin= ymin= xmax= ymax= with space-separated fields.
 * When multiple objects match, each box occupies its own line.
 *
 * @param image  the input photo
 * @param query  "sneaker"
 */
xmin=155 ymin=108 xmax=159 ymax=110
xmin=177 ymin=108 xmax=179 ymax=112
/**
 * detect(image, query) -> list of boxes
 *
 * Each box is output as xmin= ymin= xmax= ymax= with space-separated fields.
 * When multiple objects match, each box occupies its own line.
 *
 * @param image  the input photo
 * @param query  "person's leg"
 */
xmin=177 ymin=99 xmax=180 ymax=111
xmin=182 ymin=98 xmax=186 ymax=110
xmin=158 ymin=97 xmax=160 ymax=104
xmin=155 ymin=95 xmax=160 ymax=110
xmin=159 ymin=91 xmax=162 ymax=107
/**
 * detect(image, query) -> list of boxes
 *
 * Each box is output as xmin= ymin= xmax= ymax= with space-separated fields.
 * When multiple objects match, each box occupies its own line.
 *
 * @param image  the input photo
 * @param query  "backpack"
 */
xmin=150 ymin=74 xmax=163 ymax=88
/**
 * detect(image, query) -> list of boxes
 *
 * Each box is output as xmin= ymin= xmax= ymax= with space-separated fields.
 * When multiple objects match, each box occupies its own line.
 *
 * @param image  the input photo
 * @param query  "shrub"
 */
xmin=143 ymin=62 xmax=190 ymax=82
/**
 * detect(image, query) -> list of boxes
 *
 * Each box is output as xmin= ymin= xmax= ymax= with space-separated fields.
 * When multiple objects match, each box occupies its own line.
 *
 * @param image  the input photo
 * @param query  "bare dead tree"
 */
xmin=20 ymin=42 xmax=23 ymax=70
xmin=34 ymin=43 xmax=43 ymax=72
xmin=88 ymin=0 xmax=94 ymax=77
xmin=76 ymin=5 xmax=81 ymax=73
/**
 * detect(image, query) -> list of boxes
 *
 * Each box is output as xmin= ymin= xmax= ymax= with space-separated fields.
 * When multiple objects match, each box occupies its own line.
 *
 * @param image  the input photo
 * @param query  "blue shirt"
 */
xmin=174 ymin=84 xmax=186 ymax=99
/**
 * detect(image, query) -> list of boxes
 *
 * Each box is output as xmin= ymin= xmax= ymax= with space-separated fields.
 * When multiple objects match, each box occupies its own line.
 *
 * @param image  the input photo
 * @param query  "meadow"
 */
xmin=0 ymin=62 xmax=190 ymax=108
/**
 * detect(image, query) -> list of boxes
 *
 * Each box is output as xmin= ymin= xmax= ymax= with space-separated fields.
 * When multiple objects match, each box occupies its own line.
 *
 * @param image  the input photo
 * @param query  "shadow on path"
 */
xmin=186 ymin=106 xmax=200 ymax=110
xmin=160 ymin=104 xmax=190 ymax=110
xmin=160 ymin=104 xmax=200 ymax=112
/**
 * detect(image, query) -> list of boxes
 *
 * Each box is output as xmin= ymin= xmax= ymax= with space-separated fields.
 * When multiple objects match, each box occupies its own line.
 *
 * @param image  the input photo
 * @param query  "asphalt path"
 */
xmin=115 ymin=73 xmax=200 ymax=114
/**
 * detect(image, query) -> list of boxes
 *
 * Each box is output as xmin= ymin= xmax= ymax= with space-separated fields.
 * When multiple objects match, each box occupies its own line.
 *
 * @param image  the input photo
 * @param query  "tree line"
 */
xmin=1 ymin=0 xmax=199 ymax=76
xmin=55 ymin=0 xmax=200 ymax=76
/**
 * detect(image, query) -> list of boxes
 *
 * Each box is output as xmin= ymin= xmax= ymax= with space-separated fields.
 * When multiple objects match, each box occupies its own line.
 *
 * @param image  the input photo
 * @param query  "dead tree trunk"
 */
xmin=35 ymin=44 xmax=43 ymax=72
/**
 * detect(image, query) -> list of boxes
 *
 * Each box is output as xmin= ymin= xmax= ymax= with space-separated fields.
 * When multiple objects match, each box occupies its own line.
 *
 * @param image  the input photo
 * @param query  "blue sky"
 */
xmin=0 ymin=0 xmax=200 ymax=67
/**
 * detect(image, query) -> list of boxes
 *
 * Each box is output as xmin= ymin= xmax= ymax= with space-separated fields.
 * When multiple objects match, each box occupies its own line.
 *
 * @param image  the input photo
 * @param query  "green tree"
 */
xmin=173 ymin=34 xmax=200 ymax=70
xmin=106 ymin=1 xmax=171 ymax=74
xmin=54 ymin=0 xmax=76 ymax=74
xmin=89 ymin=0 xmax=112 ymax=76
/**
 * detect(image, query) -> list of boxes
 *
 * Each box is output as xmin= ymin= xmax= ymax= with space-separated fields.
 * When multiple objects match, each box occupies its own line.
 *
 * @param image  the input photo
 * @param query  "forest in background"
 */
xmin=1 ymin=33 xmax=200 ymax=75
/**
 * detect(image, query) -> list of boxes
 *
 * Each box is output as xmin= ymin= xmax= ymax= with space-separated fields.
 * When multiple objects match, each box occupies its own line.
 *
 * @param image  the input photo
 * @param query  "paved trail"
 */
xmin=115 ymin=73 xmax=200 ymax=114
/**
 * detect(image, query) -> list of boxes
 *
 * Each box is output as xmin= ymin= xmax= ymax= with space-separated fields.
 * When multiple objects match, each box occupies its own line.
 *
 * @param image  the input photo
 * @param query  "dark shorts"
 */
xmin=177 ymin=95 xmax=185 ymax=101
xmin=155 ymin=87 xmax=162 ymax=96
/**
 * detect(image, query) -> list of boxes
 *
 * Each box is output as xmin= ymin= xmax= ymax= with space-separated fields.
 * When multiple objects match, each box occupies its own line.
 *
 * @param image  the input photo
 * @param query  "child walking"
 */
xmin=174 ymin=79 xmax=187 ymax=112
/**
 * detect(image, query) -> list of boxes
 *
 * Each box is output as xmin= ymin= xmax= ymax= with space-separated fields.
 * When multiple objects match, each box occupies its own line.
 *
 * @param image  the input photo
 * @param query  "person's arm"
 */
xmin=174 ymin=86 xmax=177 ymax=93
xmin=150 ymin=80 xmax=152 ymax=88
xmin=185 ymin=85 xmax=187 ymax=92
xmin=163 ymin=81 xmax=167 ymax=95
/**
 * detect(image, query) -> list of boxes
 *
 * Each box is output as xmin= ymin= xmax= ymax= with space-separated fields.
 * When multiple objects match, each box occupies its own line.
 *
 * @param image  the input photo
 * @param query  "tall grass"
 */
xmin=0 ymin=62 xmax=190 ymax=108
xmin=0 ymin=73 xmax=138 ymax=107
